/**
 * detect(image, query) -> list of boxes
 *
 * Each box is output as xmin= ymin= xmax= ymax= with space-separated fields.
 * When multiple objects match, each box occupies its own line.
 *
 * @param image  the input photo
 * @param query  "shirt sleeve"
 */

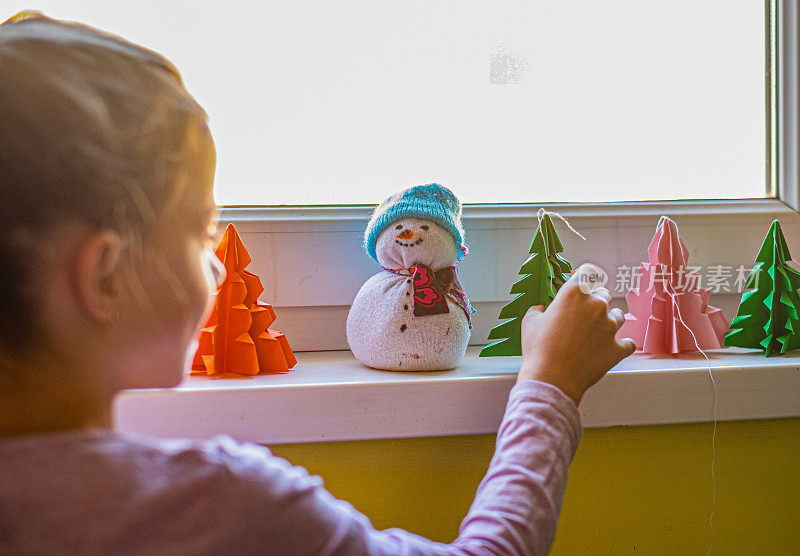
xmin=452 ymin=380 xmax=582 ymax=555
xmin=209 ymin=379 xmax=582 ymax=556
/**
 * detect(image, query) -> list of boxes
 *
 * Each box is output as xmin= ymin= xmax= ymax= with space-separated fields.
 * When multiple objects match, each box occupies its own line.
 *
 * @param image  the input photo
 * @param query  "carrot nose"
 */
xmin=396 ymin=229 xmax=414 ymax=240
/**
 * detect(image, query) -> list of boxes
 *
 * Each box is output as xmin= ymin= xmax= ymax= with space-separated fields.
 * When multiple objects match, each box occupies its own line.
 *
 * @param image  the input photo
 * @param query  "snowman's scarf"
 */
xmin=383 ymin=263 xmax=475 ymax=328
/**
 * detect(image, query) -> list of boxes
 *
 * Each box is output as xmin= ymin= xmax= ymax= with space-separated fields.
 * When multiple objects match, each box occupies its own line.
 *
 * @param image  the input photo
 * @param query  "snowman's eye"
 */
xmin=395 ymin=225 xmax=403 ymax=230
xmin=420 ymin=225 xmax=429 ymax=231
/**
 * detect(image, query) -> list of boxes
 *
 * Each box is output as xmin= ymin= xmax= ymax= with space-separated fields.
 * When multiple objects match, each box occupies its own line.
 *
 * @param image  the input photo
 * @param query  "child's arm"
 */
xmin=450 ymin=379 xmax=580 ymax=555
xmin=198 ymin=265 xmax=631 ymax=555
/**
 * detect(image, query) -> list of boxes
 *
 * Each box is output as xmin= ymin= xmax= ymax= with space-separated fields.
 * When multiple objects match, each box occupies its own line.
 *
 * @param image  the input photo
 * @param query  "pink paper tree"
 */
xmin=616 ymin=216 xmax=729 ymax=353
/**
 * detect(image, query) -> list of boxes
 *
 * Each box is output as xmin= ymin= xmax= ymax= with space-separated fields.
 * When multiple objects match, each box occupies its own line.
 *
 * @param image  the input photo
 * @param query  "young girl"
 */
xmin=0 ymin=13 xmax=635 ymax=555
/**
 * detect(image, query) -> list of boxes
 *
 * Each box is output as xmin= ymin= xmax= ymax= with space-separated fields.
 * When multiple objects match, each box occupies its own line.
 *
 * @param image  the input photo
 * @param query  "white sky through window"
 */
xmin=6 ymin=1 xmax=767 ymax=205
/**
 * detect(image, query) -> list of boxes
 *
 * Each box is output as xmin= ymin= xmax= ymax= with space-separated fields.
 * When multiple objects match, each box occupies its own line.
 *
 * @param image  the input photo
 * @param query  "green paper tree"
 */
xmin=480 ymin=213 xmax=572 ymax=357
xmin=725 ymin=220 xmax=800 ymax=356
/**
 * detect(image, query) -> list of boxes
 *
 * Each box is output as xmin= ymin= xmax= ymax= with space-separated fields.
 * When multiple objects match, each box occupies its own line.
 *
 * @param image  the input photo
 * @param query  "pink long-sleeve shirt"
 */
xmin=0 ymin=380 xmax=581 ymax=555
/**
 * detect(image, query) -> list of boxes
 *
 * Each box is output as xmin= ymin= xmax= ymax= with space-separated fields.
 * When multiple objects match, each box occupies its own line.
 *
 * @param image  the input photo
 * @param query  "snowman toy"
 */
xmin=346 ymin=184 xmax=474 ymax=371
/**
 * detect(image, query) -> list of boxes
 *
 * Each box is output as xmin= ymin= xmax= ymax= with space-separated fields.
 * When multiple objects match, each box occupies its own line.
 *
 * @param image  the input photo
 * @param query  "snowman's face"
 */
xmin=375 ymin=217 xmax=458 ymax=270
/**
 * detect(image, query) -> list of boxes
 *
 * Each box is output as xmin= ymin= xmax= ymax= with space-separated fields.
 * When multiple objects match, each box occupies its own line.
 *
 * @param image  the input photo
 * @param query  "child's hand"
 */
xmin=517 ymin=263 xmax=636 ymax=407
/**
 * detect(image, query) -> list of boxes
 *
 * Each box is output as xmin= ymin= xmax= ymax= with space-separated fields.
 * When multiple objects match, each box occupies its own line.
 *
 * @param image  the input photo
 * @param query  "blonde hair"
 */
xmin=0 ymin=12 xmax=215 ymax=352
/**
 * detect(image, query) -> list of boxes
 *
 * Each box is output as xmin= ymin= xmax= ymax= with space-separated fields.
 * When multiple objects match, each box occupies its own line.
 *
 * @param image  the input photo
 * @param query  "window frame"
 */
xmin=778 ymin=0 xmax=799 ymax=210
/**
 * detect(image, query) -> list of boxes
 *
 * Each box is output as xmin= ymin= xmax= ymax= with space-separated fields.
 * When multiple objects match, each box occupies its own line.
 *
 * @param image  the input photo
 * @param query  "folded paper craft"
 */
xmin=616 ymin=216 xmax=729 ymax=353
xmin=192 ymin=224 xmax=296 ymax=376
xmin=725 ymin=220 xmax=800 ymax=356
xmin=480 ymin=213 xmax=572 ymax=357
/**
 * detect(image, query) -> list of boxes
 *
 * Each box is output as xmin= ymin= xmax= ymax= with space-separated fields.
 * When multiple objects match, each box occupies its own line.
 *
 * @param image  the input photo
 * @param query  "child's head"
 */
xmin=0 ymin=12 xmax=224 ymax=404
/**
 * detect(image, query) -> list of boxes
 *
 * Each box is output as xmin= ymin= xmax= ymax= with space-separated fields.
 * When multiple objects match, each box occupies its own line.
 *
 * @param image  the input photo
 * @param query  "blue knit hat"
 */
xmin=365 ymin=183 xmax=465 ymax=263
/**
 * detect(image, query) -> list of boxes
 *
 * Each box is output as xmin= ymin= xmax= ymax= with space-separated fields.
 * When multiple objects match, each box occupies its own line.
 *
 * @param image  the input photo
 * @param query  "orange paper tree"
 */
xmin=192 ymin=224 xmax=296 ymax=376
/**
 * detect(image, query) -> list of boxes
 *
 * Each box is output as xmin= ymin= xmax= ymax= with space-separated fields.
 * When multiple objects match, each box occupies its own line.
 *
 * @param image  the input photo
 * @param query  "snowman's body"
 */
xmin=347 ymin=217 xmax=470 ymax=371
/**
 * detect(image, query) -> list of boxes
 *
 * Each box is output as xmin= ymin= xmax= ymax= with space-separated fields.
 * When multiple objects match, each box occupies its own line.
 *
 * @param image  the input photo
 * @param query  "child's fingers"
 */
xmin=523 ymin=304 xmax=546 ymax=320
xmin=571 ymin=263 xmax=607 ymax=294
xmin=591 ymin=288 xmax=612 ymax=306
xmin=568 ymin=263 xmax=599 ymax=282
xmin=615 ymin=337 xmax=637 ymax=358
xmin=608 ymin=307 xmax=625 ymax=330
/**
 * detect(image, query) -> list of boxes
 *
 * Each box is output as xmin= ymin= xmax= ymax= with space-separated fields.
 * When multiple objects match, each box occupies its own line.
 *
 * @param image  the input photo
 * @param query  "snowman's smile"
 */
xmin=395 ymin=237 xmax=424 ymax=248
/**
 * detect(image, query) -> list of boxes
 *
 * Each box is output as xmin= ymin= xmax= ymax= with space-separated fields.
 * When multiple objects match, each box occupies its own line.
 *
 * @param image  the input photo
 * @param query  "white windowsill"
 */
xmin=113 ymin=347 xmax=800 ymax=445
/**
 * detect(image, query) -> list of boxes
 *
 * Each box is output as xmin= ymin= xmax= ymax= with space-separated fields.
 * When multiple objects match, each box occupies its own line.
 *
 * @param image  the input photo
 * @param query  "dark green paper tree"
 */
xmin=725 ymin=220 xmax=800 ymax=356
xmin=480 ymin=213 xmax=572 ymax=357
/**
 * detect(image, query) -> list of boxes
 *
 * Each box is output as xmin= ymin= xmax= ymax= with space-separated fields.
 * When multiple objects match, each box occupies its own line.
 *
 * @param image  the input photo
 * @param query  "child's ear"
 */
xmin=73 ymin=231 xmax=125 ymax=325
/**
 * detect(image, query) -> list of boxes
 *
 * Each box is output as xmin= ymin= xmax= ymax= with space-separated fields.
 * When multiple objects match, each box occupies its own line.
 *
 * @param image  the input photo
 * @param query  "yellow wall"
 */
xmin=270 ymin=418 xmax=800 ymax=555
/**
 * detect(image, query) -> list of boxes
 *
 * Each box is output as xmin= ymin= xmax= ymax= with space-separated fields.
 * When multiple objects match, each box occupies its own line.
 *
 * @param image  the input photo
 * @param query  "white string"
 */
xmin=666 ymin=279 xmax=717 ymax=555
xmin=537 ymin=208 xmax=587 ymax=242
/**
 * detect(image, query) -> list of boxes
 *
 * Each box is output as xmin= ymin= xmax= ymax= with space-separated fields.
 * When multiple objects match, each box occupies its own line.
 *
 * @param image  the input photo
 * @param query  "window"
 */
xmin=25 ymin=1 xmax=771 ymax=205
